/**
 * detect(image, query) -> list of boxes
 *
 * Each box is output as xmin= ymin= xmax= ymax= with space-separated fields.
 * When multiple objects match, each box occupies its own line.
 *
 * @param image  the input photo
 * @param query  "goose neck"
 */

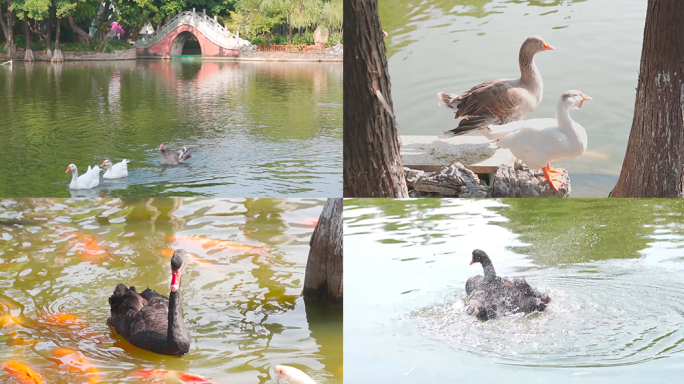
xmin=519 ymin=50 xmax=541 ymax=86
xmin=555 ymin=103 xmax=574 ymax=130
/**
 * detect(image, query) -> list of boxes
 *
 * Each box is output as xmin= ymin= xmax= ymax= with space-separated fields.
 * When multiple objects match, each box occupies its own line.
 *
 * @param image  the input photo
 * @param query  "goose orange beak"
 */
xmin=469 ymin=260 xmax=474 ymax=265
xmin=159 ymin=145 xmax=164 ymax=150
xmin=101 ymin=161 xmax=106 ymax=167
xmin=579 ymin=93 xmax=592 ymax=108
xmin=542 ymin=42 xmax=555 ymax=51
xmin=65 ymin=166 xmax=71 ymax=173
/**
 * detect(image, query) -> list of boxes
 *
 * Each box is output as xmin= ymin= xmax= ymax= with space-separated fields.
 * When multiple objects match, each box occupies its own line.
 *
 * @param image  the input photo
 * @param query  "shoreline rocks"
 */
xmin=405 ymin=161 xmax=570 ymax=198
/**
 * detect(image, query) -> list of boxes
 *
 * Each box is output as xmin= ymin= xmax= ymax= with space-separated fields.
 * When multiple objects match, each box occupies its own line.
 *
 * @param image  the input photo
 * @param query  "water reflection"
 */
xmin=0 ymin=198 xmax=341 ymax=384
xmin=0 ymin=60 xmax=342 ymax=198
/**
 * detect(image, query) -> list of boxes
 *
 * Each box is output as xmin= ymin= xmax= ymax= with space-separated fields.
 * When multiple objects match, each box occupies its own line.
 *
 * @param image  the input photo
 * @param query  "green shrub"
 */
xmin=251 ymin=36 xmax=266 ymax=45
xmin=104 ymin=41 xmax=131 ymax=52
xmin=328 ymin=32 xmax=342 ymax=46
xmin=272 ymin=34 xmax=287 ymax=45
xmin=292 ymin=32 xmax=313 ymax=45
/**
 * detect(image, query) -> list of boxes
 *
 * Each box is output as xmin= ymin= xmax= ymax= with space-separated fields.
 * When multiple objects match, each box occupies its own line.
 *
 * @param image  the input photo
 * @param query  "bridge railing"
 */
xmin=135 ymin=9 xmax=243 ymax=50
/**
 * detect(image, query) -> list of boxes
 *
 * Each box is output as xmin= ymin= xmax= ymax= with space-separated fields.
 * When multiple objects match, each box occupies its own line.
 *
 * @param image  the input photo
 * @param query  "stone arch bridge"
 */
xmin=135 ymin=10 xmax=244 ymax=58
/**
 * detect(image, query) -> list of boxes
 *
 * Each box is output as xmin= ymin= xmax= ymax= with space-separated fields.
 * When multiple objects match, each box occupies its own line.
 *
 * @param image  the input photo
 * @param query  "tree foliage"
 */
xmin=1 ymin=0 xmax=341 ymax=52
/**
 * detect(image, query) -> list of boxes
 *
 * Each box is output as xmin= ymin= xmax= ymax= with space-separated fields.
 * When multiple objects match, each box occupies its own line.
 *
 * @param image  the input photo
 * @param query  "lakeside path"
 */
xmin=1 ymin=49 xmax=342 ymax=62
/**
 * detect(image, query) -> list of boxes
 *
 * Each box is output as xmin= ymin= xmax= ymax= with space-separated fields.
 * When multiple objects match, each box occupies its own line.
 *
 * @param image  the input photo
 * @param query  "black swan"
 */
xmin=159 ymin=144 xmax=193 ymax=165
xmin=107 ymin=249 xmax=191 ymax=356
xmin=465 ymin=249 xmax=550 ymax=320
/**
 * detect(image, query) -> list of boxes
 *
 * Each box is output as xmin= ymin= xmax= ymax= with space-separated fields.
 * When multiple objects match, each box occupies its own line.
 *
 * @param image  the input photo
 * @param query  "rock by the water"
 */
xmin=404 ymin=163 xmax=488 ymax=197
xmin=331 ymin=42 xmax=343 ymax=54
xmin=404 ymin=161 xmax=571 ymax=198
xmin=241 ymin=44 xmax=258 ymax=52
xmin=492 ymin=161 xmax=570 ymax=198
xmin=313 ymin=26 xmax=329 ymax=46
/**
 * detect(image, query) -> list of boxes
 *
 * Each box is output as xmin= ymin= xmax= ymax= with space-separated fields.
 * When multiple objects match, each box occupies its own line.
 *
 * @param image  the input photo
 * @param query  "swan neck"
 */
xmin=481 ymin=259 xmax=497 ymax=281
xmin=167 ymin=289 xmax=189 ymax=354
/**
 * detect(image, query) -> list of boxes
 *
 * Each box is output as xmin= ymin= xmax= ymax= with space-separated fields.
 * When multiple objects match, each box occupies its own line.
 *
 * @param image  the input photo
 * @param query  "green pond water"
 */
xmin=344 ymin=198 xmax=684 ymax=383
xmin=379 ymin=0 xmax=647 ymax=197
xmin=0 ymin=60 xmax=342 ymax=198
xmin=0 ymin=198 xmax=342 ymax=383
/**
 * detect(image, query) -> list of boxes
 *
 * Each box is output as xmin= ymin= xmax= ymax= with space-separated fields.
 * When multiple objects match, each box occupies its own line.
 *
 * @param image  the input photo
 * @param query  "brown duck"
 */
xmin=159 ymin=144 xmax=193 ymax=165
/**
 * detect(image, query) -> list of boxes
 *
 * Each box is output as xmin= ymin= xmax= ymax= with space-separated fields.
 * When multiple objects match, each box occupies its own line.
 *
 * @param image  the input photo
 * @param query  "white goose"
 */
xmin=274 ymin=365 xmax=317 ymax=384
xmin=102 ymin=159 xmax=129 ymax=179
xmin=66 ymin=164 xmax=101 ymax=190
xmin=489 ymin=90 xmax=592 ymax=191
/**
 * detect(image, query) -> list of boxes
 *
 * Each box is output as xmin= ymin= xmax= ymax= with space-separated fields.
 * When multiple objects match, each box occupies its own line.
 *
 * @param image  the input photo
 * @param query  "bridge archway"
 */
xmin=171 ymin=31 xmax=202 ymax=56
xmin=136 ymin=11 xmax=240 ymax=58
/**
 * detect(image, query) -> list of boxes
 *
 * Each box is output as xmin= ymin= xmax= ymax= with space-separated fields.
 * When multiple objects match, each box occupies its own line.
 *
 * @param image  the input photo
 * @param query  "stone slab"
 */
xmin=401 ymin=135 xmax=516 ymax=174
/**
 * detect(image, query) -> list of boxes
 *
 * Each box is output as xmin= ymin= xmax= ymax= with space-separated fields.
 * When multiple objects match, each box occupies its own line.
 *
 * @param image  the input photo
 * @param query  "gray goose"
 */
xmin=159 ymin=144 xmax=193 ymax=165
xmin=437 ymin=36 xmax=554 ymax=139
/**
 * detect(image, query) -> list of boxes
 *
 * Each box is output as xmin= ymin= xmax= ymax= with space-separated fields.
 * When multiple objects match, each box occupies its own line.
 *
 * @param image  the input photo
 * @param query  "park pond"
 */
xmin=0 ymin=60 xmax=342 ymax=198
xmin=379 ymin=0 xmax=648 ymax=197
xmin=344 ymin=198 xmax=684 ymax=383
xmin=0 ymin=198 xmax=342 ymax=383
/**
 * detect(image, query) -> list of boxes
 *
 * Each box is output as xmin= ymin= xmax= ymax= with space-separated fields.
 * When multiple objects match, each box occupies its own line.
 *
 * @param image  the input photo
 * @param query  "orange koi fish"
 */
xmin=167 ymin=235 xmax=268 ymax=254
xmin=40 ymin=313 xmax=83 ymax=329
xmin=298 ymin=218 xmax=319 ymax=228
xmin=51 ymin=348 xmax=99 ymax=383
xmin=2 ymin=361 xmax=44 ymax=384
xmin=6 ymin=333 xmax=39 ymax=346
xmin=158 ymin=249 xmax=220 ymax=275
xmin=0 ymin=314 xmax=16 ymax=327
xmin=56 ymin=226 xmax=108 ymax=262
xmin=134 ymin=369 xmax=219 ymax=383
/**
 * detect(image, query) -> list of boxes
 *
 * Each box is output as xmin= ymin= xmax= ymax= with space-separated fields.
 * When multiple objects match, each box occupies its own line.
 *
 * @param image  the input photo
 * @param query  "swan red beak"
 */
xmin=170 ymin=270 xmax=182 ymax=292
xmin=65 ymin=166 xmax=71 ymax=173
xmin=542 ymin=42 xmax=555 ymax=51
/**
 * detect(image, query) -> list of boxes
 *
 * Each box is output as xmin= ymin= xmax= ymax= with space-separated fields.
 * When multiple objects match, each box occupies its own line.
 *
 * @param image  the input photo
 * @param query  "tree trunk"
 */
xmin=0 ymin=0 xmax=16 ymax=60
xmin=46 ymin=8 xmax=53 ymax=60
xmin=343 ymin=0 xmax=409 ymax=197
xmin=610 ymin=0 xmax=684 ymax=197
xmin=67 ymin=15 xmax=92 ymax=46
xmin=23 ymin=16 xmax=33 ymax=61
xmin=52 ymin=17 xmax=62 ymax=62
xmin=302 ymin=198 xmax=342 ymax=306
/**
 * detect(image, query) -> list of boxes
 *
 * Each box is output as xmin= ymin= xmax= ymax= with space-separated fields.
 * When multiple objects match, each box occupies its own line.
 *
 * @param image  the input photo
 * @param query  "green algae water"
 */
xmin=344 ymin=198 xmax=684 ymax=383
xmin=0 ymin=198 xmax=342 ymax=383
xmin=0 ymin=61 xmax=342 ymax=198
xmin=379 ymin=0 xmax=647 ymax=197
